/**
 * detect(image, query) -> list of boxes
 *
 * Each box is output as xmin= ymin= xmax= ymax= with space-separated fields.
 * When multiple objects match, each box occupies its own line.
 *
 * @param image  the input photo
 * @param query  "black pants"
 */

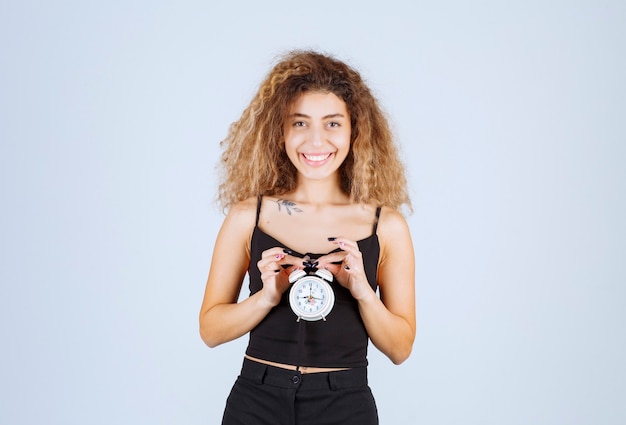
xmin=221 ymin=358 xmax=379 ymax=425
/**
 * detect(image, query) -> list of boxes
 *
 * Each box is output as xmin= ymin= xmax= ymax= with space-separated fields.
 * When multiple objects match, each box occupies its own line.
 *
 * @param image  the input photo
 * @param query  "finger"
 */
xmin=344 ymin=250 xmax=365 ymax=269
xmin=331 ymin=243 xmax=363 ymax=268
xmin=258 ymin=249 xmax=287 ymax=271
xmin=321 ymin=263 xmax=343 ymax=276
xmin=260 ymin=269 xmax=280 ymax=283
xmin=328 ymin=237 xmax=360 ymax=252
xmin=338 ymin=239 xmax=350 ymax=250
xmin=267 ymin=260 xmax=281 ymax=273
xmin=258 ymin=256 xmax=281 ymax=273
xmin=317 ymin=252 xmax=347 ymax=268
xmin=276 ymin=248 xmax=302 ymax=268
xmin=259 ymin=247 xmax=285 ymax=264
xmin=259 ymin=247 xmax=297 ymax=270
xmin=261 ymin=246 xmax=287 ymax=256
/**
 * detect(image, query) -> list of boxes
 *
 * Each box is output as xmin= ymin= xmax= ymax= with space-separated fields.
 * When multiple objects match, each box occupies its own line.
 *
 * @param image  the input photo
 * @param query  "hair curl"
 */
xmin=217 ymin=50 xmax=411 ymax=213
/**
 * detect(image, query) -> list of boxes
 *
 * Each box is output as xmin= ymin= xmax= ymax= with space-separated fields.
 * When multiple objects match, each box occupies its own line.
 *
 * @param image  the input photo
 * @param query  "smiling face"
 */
xmin=283 ymin=91 xmax=352 ymax=184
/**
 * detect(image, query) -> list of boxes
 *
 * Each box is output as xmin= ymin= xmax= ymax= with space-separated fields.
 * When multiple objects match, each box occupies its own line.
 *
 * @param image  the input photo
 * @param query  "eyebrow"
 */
xmin=289 ymin=113 xmax=346 ymax=119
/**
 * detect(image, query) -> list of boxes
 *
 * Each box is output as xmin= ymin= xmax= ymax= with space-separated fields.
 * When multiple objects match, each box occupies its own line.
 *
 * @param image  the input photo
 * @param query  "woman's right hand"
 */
xmin=257 ymin=247 xmax=298 ymax=306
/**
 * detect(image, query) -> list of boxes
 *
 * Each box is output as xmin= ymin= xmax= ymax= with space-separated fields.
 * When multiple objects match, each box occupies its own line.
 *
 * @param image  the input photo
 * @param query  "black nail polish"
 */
xmin=327 ymin=237 xmax=337 ymax=241
xmin=344 ymin=265 xmax=350 ymax=270
xmin=274 ymin=269 xmax=281 ymax=273
xmin=283 ymin=248 xmax=293 ymax=255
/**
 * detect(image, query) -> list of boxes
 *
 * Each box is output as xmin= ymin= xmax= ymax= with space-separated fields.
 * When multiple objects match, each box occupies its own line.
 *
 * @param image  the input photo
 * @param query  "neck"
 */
xmin=288 ymin=175 xmax=349 ymax=205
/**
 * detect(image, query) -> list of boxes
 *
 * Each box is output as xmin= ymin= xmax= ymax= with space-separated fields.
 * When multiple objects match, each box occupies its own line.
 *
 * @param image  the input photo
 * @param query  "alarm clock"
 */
xmin=288 ymin=268 xmax=335 ymax=321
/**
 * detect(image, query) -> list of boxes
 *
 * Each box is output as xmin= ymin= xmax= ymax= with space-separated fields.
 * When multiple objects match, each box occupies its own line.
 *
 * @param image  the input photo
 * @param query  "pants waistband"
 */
xmin=240 ymin=357 xmax=368 ymax=390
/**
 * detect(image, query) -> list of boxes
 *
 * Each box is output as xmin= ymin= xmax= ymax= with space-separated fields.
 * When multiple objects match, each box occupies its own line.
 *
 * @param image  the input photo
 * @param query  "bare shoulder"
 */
xmin=377 ymin=207 xmax=413 ymax=264
xmin=225 ymin=196 xmax=258 ymax=223
xmin=377 ymin=207 xmax=411 ymax=239
xmin=220 ymin=197 xmax=259 ymax=245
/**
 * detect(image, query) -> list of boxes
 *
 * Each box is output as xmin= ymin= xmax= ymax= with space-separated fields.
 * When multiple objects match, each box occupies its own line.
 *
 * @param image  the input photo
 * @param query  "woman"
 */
xmin=199 ymin=50 xmax=415 ymax=425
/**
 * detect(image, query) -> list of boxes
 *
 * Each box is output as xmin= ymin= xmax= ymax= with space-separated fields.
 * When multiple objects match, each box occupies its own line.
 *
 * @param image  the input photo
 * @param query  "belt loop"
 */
xmin=258 ymin=364 xmax=268 ymax=384
xmin=244 ymin=358 xmax=268 ymax=385
xmin=328 ymin=372 xmax=338 ymax=391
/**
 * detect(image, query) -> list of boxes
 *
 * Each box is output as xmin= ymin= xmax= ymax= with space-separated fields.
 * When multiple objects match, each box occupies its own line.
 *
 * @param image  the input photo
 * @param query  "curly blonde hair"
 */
xmin=217 ymin=50 xmax=411 ymax=212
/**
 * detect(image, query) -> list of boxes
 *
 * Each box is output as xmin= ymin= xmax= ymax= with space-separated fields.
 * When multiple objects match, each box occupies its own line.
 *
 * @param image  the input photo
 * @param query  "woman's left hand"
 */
xmin=317 ymin=238 xmax=375 ymax=301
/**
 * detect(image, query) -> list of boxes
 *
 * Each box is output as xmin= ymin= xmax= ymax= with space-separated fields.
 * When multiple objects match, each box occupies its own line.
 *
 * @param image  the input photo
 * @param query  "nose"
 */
xmin=310 ymin=125 xmax=323 ymax=147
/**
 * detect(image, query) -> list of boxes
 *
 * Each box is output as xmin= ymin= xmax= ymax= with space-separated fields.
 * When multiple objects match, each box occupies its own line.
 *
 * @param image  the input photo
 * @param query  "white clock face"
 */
xmin=288 ymin=273 xmax=335 ymax=321
xmin=293 ymin=278 xmax=328 ymax=313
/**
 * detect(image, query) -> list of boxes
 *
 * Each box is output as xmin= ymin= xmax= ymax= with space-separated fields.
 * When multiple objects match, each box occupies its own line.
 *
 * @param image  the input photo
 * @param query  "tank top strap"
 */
xmin=255 ymin=195 xmax=263 ymax=226
xmin=372 ymin=206 xmax=382 ymax=234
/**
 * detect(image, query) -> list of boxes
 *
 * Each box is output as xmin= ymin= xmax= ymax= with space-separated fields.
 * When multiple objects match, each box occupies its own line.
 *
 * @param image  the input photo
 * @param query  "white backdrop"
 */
xmin=1 ymin=1 xmax=624 ymax=424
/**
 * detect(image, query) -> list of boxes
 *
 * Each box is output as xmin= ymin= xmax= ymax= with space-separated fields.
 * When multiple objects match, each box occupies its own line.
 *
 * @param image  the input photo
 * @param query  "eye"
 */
xmin=327 ymin=122 xmax=340 ymax=128
xmin=293 ymin=121 xmax=306 ymax=127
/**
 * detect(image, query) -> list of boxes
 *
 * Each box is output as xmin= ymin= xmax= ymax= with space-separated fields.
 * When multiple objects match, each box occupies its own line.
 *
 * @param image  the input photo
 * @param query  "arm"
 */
xmin=321 ymin=208 xmax=416 ymax=364
xmin=359 ymin=208 xmax=416 ymax=364
xmin=198 ymin=199 xmax=293 ymax=347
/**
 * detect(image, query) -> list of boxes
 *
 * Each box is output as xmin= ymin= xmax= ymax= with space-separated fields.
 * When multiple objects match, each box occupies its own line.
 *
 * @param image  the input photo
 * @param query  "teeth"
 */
xmin=303 ymin=153 xmax=330 ymax=161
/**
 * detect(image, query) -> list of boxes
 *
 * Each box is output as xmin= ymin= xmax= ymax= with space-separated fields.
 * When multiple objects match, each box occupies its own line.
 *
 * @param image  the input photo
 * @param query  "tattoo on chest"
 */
xmin=275 ymin=199 xmax=303 ymax=215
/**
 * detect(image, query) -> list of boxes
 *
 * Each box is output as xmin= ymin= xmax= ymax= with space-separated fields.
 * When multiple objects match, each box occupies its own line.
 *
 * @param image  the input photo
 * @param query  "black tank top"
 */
xmin=245 ymin=197 xmax=381 ymax=368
